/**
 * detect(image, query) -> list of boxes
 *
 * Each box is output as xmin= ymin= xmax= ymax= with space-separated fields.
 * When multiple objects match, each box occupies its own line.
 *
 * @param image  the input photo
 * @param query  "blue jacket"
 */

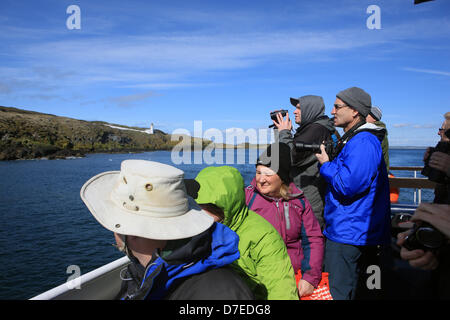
xmin=320 ymin=129 xmax=391 ymax=246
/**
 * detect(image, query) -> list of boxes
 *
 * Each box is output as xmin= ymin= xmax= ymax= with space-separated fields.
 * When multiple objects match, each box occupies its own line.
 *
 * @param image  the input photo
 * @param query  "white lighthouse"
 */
xmin=146 ymin=123 xmax=154 ymax=134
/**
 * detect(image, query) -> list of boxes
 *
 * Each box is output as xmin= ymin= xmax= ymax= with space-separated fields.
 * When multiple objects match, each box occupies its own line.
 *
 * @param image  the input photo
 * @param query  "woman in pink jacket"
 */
xmin=245 ymin=143 xmax=324 ymax=297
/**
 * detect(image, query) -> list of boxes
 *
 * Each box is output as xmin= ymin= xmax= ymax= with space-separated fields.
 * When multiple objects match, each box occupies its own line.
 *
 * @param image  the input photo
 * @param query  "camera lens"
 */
xmin=416 ymin=226 xmax=444 ymax=249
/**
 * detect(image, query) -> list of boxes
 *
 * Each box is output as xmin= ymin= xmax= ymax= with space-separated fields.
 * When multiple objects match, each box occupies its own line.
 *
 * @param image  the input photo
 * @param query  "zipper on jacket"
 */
xmin=283 ymin=202 xmax=291 ymax=230
xmin=275 ymin=200 xmax=290 ymax=236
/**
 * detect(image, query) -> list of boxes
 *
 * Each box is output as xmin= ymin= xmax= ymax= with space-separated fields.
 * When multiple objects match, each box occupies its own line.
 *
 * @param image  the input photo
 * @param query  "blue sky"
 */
xmin=1 ymin=0 xmax=449 ymax=146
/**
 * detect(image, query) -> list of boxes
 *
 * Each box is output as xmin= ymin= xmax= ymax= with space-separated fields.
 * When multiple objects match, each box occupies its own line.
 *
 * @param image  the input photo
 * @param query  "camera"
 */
xmin=269 ymin=109 xmax=288 ymax=128
xmin=421 ymin=141 xmax=450 ymax=184
xmin=403 ymin=221 xmax=445 ymax=252
xmin=295 ymin=141 xmax=333 ymax=156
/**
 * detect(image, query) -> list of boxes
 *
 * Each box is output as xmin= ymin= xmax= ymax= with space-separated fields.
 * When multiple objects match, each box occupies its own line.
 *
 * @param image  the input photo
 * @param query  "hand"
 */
xmin=298 ymin=279 xmax=315 ymax=297
xmin=315 ymin=144 xmax=329 ymax=164
xmin=428 ymin=151 xmax=450 ymax=177
xmin=411 ymin=203 xmax=450 ymax=239
xmin=396 ymin=230 xmax=439 ymax=270
xmin=272 ymin=111 xmax=292 ymax=131
xmin=423 ymin=147 xmax=431 ymax=162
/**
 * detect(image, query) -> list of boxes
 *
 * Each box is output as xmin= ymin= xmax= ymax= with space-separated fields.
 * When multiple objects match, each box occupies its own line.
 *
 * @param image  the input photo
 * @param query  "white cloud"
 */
xmin=393 ymin=123 xmax=410 ymax=128
xmin=2 ymin=3 xmax=450 ymax=123
xmin=393 ymin=123 xmax=437 ymax=129
xmin=402 ymin=67 xmax=450 ymax=77
xmin=412 ymin=124 xmax=435 ymax=129
xmin=107 ymin=90 xmax=158 ymax=108
xmin=10 ymin=17 xmax=448 ymax=88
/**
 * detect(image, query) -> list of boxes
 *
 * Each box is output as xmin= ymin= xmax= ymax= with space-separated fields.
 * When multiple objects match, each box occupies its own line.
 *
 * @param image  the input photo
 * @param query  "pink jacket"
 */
xmin=245 ymin=178 xmax=324 ymax=288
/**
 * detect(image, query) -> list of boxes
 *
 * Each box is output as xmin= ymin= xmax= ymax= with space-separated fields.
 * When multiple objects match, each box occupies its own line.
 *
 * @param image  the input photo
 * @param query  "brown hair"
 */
xmin=444 ymin=111 xmax=450 ymax=120
xmin=279 ymin=183 xmax=292 ymax=201
xmin=199 ymin=203 xmax=225 ymax=222
xmin=443 ymin=112 xmax=450 ymax=131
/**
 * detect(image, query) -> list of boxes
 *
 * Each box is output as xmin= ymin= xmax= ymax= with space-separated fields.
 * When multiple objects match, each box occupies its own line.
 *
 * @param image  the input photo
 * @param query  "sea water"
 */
xmin=0 ymin=148 xmax=432 ymax=299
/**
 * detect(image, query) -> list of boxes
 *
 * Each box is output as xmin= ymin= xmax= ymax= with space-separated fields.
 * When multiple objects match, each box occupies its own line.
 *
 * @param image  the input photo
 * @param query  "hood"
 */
xmin=314 ymin=115 xmax=335 ymax=132
xmin=374 ymin=120 xmax=386 ymax=129
xmin=297 ymin=95 xmax=325 ymax=127
xmin=294 ymin=115 xmax=335 ymax=144
xmin=355 ymin=122 xmax=386 ymax=143
xmin=194 ymin=166 xmax=248 ymax=232
xmin=122 ymin=222 xmax=240 ymax=300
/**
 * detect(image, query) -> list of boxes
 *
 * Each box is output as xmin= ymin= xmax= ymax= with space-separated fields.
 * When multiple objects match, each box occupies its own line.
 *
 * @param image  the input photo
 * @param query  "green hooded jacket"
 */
xmin=194 ymin=166 xmax=299 ymax=300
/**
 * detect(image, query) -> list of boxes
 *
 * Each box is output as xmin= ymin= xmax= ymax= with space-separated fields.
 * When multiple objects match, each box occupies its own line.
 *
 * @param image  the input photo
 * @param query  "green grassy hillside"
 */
xmin=0 ymin=106 xmax=180 ymax=160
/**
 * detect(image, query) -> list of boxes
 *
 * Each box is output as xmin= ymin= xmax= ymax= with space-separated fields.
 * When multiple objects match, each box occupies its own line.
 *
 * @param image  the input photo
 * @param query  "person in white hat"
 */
xmin=80 ymin=159 xmax=253 ymax=300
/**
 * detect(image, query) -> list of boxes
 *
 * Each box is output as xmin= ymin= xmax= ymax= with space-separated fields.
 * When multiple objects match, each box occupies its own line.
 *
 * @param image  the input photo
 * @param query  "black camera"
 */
xmin=421 ymin=141 xmax=450 ymax=184
xmin=269 ymin=109 xmax=288 ymax=128
xmin=403 ymin=221 xmax=445 ymax=252
xmin=295 ymin=141 xmax=333 ymax=155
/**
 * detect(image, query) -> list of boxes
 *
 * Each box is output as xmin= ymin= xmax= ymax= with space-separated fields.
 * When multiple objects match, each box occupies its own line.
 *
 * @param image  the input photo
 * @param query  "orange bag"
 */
xmin=388 ymin=173 xmax=399 ymax=203
xmin=296 ymin=272 xmax=333 ymax=300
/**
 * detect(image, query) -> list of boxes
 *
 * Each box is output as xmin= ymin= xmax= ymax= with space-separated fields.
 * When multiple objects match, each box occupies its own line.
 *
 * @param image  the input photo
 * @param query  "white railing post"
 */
xmin=414 ymin=170 xmax=417 ymax=204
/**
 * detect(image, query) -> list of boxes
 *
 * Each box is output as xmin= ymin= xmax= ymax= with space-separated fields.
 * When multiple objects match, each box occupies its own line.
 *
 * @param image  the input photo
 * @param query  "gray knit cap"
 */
xmin=369 ymin=106 xmax=382 ymax=121
xmin=336 ymin=87 xmax=371 ymax=117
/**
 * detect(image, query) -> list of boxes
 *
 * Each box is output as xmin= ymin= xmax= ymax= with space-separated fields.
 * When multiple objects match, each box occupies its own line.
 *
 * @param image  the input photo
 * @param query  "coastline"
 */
xmin=0 ymin=144 xmax=269 ymax=161
xmin=0 ymin=143 xmax=426 ymax=162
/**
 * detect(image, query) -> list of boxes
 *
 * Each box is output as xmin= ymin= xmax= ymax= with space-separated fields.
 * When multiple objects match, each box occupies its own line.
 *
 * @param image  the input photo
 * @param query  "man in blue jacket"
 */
xmin=315 ymin=87 xmax=391 ymax=300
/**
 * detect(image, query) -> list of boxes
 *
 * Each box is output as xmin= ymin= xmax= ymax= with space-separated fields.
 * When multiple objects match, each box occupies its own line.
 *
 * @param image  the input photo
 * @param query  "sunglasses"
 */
xmin=333 ymin=103 xmax=349 ymax=110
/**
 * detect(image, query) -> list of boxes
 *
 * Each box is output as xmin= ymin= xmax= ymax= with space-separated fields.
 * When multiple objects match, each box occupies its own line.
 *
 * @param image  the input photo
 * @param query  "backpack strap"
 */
xmin=298 ymin=197 xmax=305 ymax=210
xmin=247 ymin=191 xmax=258 ymax=210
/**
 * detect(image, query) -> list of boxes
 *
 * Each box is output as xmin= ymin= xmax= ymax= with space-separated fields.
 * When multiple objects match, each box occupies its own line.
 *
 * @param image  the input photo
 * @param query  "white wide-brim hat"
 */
xmin=80 ymin=160 xmax=214 ymax=240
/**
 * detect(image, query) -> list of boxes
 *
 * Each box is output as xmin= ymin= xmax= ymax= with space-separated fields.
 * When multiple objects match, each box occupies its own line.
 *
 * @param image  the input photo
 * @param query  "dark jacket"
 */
xmin=432 ymin=148 xmax=450 ymax=299
xmin=279 ymin=117 xmax=335 ymax=229
xmin=115 ymin=222 xmax=254 ymax=300
xmin=434 ymin=181 xmax=450 ymax=205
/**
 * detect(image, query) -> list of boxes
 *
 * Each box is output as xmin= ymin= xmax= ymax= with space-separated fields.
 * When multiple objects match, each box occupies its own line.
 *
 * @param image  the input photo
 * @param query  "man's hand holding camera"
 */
xmin=271 ymin=110 xmax=332 ymax=164
xmin=397 ymin=203 xmax=450 ymax=271
xmin=315 ymin=144 xmax=330 ymax=165
xmin=411 ymin=203 xmax=450 ymax=240
xmin=397 ymin=231 xmax=440 ymax=270
xmin=429 ymin=151 xmax=450 ymax=178
xmin=272 ymin=111 xmax=292 ymax=132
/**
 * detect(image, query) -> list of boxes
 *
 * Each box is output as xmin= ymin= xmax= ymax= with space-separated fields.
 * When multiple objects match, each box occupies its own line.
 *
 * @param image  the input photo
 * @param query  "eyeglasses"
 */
xmin=438 ymin=128 xmax=445 ymax=132
xmin=256 ymin=170 xmax=276 ymax=177
xmin=333 ymin=103 xmax=349 ymax=110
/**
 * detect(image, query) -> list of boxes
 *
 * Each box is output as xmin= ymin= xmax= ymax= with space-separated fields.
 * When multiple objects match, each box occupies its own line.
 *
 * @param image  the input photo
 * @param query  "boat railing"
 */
xmin=389 ymin=166 xmax=436 ymax=204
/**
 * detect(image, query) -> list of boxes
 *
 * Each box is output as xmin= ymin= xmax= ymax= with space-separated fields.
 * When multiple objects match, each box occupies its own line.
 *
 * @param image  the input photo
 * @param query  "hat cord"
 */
xmin=113 ymin=234 xmax=134 ymax=261
xmin=119 ymin=267 xmax=132 ymax=281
